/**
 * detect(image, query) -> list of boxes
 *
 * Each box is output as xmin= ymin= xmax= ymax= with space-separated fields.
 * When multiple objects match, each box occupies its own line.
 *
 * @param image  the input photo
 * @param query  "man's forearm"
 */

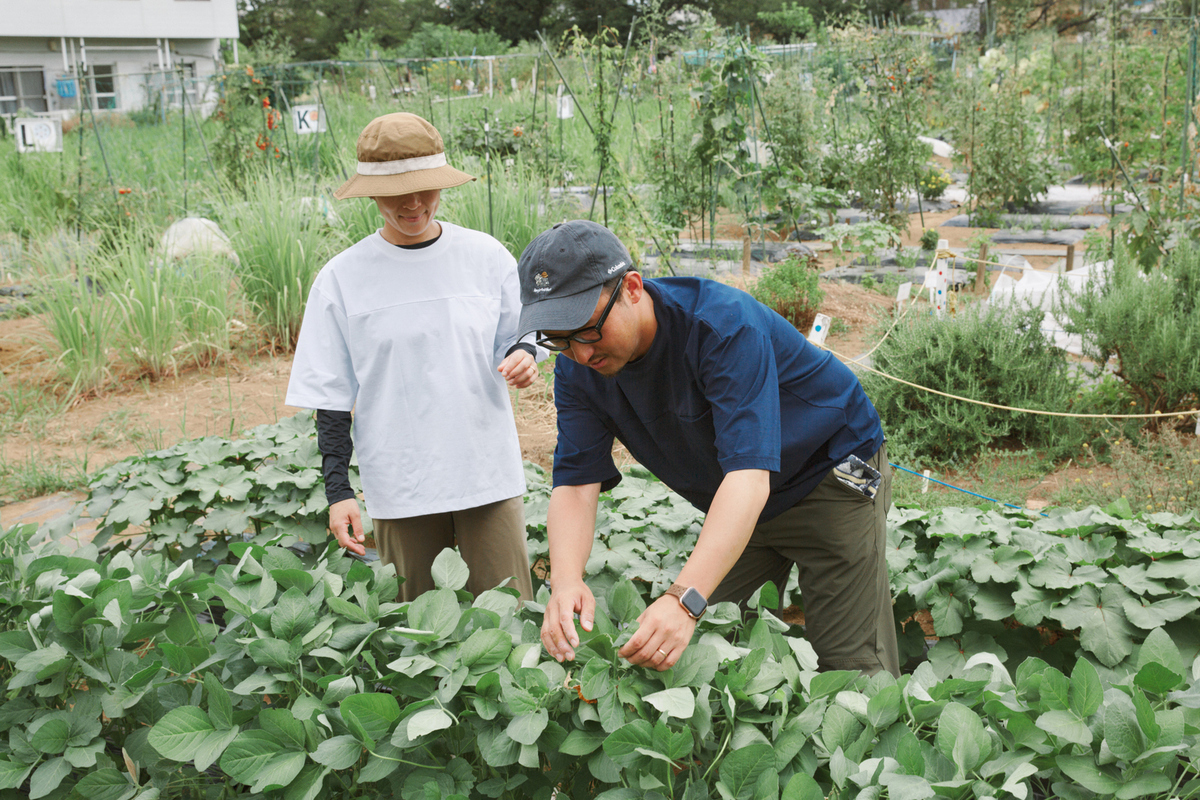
xmin=675 ymin=469 xmax=771 ymax=597
xmin=547 ymin=483 xmax=603 ymax=586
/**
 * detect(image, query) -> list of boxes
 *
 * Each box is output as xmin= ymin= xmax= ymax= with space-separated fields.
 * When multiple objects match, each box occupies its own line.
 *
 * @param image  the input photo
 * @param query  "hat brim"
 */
xmin=517 ymin=284 xmax=605 ymax=340
xmin=333 ymin=164 xmax=475 ymax=199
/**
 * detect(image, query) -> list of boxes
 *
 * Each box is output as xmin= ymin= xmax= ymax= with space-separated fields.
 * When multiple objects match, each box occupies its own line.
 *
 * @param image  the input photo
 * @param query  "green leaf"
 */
xmin=1136 ymin=627 xmax=1185 ymax=678
xmin=809 ymin=670 xmax=858 ymax=700
xmin=148 ymin=706 xmax=215 ymax=762
xmin=781 ymin=771 xmax=824 ymax=800
xmin=1055 ymin=755 xmax=1121 ymax=794
xmin=408 ymin=589 xmax=461 ymax=639
xmin=560 ymin=728 xmax=607 ymax=756
xmin=643 ymin=688 xmax=695 ymax=720
xmin=250 ymin=750 xmax=307 ymax=794
xmin=249 ymin=637 xmax=301 ymax=671
xmin=29 ymin=757 xmax=71 ymax=799
xmin=408 ymin=708 xmax=455 ymax=740
xmin=0 ymin=756 xmax=35 ymax=791
xmin=1102 ymin=694 xmax=1143 ymax=762
xmin=341 ymin=693 xmax=401 ymax=747
xmin=1123 ymin=595 xmax=1200 ymax=630
xmin=1054 ymin=585 xmax=1136 ymax=667
xmin=15 ymin=642 xmax=71 ymax=680
xmin=1069 ymin=658 xmax=1103 ymax=718
xmin=507 ymin=710 xmax=549 ymax=746
xmin=193 ymin=727 xmax=240 ymax=774
xmin=30 ymin=718 xmax=71 ymax=755
xmin=311 ymin=735 xmax=362 ymax=770
xmin=609 ymin=579 xmax=647 ymax=624
xmin=71 ymin=768 xmax=137 ymax=800
xmin=270 ymin=568 xmax=315 ymax=593
xmin=935 ymin=703 xmax=989 ymax=772
xmin=271 ymin=586 xmax=317 ymax=640
xmin=260 ymin=708 xmax=307 ymax=751
xmin=867 ymin=684 xmax=901 ymax=729
xmin=1134 ymin=662 xmax=1184 ymax=695
xmin=219 ymin=730 xmax=283 ymax=784
xmin=1114 ymin=772 xmax=1173 ymax=800
xmin=431 ymin=549 xmax=470 ymax=591
xmin=459 ymin=628 xmax=512 ymax=672
xmin=1035 ymin=710 xmax=1092 ymax=746
xmin=283 ymin=763 xmax=330 ymax=800
xmin=204 ymin=673 xmax=234 ymax=730
xmin=603 ymin=721 xmax=653 ymax=768
xmin=719 ymin=743 xmax=775 ymax=800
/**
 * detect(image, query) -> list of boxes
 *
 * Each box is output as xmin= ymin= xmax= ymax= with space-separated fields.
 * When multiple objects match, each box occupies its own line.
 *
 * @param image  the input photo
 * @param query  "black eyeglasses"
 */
xmin=537 ymin=280 xmax=623 ymax=352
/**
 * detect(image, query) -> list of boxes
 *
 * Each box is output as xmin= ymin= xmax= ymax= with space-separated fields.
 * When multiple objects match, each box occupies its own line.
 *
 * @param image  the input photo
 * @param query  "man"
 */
xmin=287 ymin=112 xmax=539 ymax=602
xmin=518 ymin=220 xmax=897 ymax=676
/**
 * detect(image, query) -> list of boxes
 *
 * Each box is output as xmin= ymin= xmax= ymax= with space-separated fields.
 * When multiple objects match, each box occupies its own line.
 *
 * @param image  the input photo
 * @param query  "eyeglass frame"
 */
xmin=536 ymin=275 xmax=626 ymax=352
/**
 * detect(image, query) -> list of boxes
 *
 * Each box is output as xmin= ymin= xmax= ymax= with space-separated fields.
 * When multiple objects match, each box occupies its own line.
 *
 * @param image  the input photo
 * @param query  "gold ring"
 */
xmin=657 ymin=649 xmax=667 ymax=657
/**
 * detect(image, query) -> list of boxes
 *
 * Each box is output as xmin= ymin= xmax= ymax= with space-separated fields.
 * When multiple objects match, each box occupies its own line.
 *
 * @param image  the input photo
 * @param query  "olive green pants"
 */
xmin=710 ymin=445 xmax=899 ymax=677
xmin=374 ymin=496 xmax=533 ymax=603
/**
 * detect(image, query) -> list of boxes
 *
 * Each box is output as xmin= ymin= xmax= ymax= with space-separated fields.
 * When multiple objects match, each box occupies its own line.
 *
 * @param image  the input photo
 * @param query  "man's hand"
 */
xmin=498 ymin=349 xmax=537 ymax=389
xmin=329 ymin=497 xmax=365 ymax=556
xmin=541 ymin=579 xmax=596 ymax=662
xmin=618 ymin=595 xmax=697 ymax=671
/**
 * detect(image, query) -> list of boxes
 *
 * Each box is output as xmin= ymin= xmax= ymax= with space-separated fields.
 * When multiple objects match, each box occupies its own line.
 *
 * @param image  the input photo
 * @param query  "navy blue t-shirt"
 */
xmin=551 ymin=278 xmax=885 ymax=522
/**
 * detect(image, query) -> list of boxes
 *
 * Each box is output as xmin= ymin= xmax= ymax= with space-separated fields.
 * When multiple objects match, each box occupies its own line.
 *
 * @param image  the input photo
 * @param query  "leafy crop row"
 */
xmin=4 ymin=414 xmax=1199 ymax=798
xmin=2 ymin=525 xmax=1199 ymax=800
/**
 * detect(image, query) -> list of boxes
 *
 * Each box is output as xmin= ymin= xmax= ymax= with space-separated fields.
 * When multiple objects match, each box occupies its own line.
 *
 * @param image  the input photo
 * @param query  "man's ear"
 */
xmin=624 ymin=271 xmax=645 ymax=303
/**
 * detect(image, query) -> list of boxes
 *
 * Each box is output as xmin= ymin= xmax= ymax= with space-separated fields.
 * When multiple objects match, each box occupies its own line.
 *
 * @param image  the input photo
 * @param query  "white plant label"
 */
xmin=292 ymin=105 xmax=326 ymax=135
xmin=896 ymin=281 xmax=912 ymax=303
xmin=15 ymin=118 xmax=63 ymax=153
xmin=557 ymin=94 xmax=574 ymax=120
xmin=807 ymin=313 xmax=832 ymax=346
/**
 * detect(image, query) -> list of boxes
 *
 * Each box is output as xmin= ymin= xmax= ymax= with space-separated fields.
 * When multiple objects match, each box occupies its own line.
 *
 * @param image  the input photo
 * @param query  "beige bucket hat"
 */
xmin=333 ymin=113 xmax=475 ymax=200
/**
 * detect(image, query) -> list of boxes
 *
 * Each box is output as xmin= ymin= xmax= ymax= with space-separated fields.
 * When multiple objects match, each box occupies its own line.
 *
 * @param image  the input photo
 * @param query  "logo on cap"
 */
xmin=607 ymin=261 xmax=627 ymax=274
xmin=534 ymin=271 xmax=551 ymax=293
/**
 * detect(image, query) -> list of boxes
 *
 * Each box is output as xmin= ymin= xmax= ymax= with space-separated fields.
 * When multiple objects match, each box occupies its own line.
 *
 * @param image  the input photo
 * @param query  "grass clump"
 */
xmin=748 ymin=254 xmax=825 ymax=334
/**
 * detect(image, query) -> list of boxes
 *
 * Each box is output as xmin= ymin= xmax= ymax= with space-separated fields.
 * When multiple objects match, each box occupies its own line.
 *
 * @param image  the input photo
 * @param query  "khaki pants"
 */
xmin=710 ymin=445 xmax=899 ymax=677
xmin=374 ymin=496 xmax=533 ymax=603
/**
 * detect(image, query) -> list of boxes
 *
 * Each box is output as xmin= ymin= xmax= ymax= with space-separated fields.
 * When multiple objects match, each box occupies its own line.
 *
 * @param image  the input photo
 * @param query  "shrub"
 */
xmin=748 ymin=254 xmax=825 ymax=333
xmin=862 ymin=302 xmax=1090 ymax=465
xmin=1057 ymin=238 xmax=1200 ymax=420
xmin=917 ymin=164 xmax=951 ymax=201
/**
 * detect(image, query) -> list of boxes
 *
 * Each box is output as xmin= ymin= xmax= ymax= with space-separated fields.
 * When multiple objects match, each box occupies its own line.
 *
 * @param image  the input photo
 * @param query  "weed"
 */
xmin=1054 ymin=427 xmax=1200 ymax=515
xmin=84 ymin=409 xmax=150 ymax=447
xmin=919 ymin=228 xmax=940 ymax=251
xmin=748 ymin=254 xmax=825 ymax=333
xmin=0 ymin=449 xmax=90 ymax=502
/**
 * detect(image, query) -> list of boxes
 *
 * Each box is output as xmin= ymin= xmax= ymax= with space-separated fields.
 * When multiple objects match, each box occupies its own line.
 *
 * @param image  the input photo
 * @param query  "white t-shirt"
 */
xmin=286 ymin=221 xmax=530 ymax=519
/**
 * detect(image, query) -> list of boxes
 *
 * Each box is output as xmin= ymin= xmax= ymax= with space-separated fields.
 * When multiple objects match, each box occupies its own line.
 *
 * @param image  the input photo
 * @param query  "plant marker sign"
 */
xmin=292 ymin=105 xmax=327 ymax=135
xmin=557 ymin=85 xmax=574 ymax=120
xmin=14 ymin=117 xmax=63 ymax=153
xmin=923 ymin=238 xmax=950 ymax=317
xmin=807 ymin=313 xmax=831 ymax=346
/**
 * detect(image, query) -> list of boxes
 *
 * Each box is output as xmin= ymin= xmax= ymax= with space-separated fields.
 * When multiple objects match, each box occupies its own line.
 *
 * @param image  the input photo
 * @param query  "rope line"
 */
xmin=823 ymin=342 xmax=1199 ymax=420
xmin=889 ymin=461 xmax=1049 ymax=517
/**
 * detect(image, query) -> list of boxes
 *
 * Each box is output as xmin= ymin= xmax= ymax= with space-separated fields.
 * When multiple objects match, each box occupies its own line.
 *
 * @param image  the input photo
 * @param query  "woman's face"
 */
xmin=375 ymin=189 xmax=441 ymax=245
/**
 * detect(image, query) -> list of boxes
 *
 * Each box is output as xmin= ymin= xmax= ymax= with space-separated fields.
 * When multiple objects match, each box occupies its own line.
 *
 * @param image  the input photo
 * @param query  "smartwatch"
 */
xmin=664 ymin=583 xmax=708 ymax=620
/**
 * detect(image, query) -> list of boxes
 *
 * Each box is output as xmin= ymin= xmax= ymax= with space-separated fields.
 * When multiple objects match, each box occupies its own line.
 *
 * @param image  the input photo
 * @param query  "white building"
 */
xmin=0 ymin=0 xmax=237 ymax=117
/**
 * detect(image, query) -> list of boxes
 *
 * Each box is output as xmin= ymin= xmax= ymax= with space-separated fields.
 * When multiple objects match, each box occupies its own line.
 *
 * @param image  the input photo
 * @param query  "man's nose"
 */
xmin=567 ymin=340 xmax=595 ymax=363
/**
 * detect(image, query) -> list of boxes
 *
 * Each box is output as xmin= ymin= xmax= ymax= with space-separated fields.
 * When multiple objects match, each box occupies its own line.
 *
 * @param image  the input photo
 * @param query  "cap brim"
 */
xmin=517 ymin=284 xmax=605 ymax=340
xmin=334 ymin=165 xmax=475 ymax=199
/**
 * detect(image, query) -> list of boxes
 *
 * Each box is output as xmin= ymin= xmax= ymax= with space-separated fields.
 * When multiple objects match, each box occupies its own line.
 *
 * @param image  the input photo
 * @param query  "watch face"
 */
xmin=680 ymin=587 xmax=707 ymax=618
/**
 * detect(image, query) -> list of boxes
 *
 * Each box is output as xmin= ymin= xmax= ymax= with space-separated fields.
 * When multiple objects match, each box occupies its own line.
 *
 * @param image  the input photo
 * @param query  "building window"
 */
xmin=88 ymin=65 xmax=117 ymax=110
xmin=0 ymin=67 xmax=48 ymax=114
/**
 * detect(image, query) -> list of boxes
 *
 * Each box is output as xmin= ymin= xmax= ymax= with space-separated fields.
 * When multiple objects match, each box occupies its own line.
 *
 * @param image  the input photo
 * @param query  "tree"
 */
xmin=238 ymin=0 xmax=447 ymax=61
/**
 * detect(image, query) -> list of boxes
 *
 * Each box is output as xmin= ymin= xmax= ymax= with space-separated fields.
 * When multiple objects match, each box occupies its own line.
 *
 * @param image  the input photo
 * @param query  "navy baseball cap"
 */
xmin=517 ymin=220 xmax=632 ymax=339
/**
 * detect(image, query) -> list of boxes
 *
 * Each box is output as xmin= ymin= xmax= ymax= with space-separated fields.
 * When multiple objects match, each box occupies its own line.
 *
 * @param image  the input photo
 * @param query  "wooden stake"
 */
xmin=742 ymin=237 xmax=752 ymax=278
xmin=974 ymin=242 xmax=989 ymax=294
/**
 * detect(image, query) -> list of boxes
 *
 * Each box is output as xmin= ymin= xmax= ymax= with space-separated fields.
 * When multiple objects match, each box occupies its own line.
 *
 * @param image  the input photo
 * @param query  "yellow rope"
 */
xmin=822 ymin=342 xmax=1199 ymax=420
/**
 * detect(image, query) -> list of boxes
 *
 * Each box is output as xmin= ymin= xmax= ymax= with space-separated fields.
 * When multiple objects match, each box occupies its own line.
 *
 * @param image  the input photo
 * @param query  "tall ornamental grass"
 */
xmin=100 ymin=232 xmax=238 ymax=379
xmin=224 ymin=175 xmax=339 ymax=350
xmin=440 ymin=156 xmax=551 ymax=258
xmin=39 ymin=273 xmax=114 ymax=397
